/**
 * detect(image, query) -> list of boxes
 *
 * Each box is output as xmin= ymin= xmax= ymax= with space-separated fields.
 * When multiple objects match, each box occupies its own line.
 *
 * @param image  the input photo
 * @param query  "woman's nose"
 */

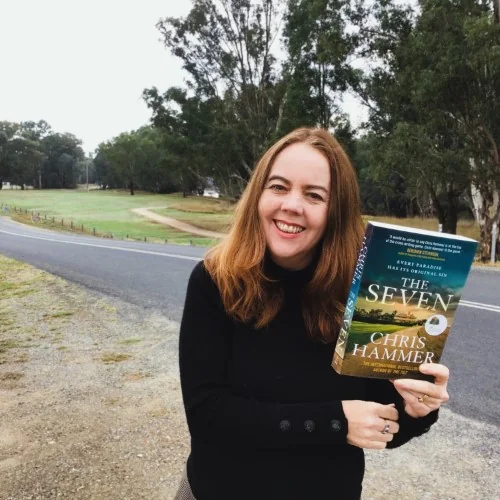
xmin=281 ymin=192 xmax=304 ymax=214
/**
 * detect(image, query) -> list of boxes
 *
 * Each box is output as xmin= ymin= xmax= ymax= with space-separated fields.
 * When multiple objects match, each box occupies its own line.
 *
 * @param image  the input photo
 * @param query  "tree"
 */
xmin=19 ymin=120 xmax=51 ymax=188
xmin=144 ymin=86 xmax=251 ymax=195
xmin=41 ymin=133 xmax=84 ymax=189
xmin=400 ymin=0 xmax=500 ymax=258
xmin=99 ymin=133 xmax=141 ymax=195
xmin=19 ymin=120 xmax=52 ymax=142
xmin=282 ymin=0 xmax=360 ymax=130
xmin=146 ymin=0 xmax=288 ymax=190
xmin=0 ymin=121 xmax=47 ymax=189
xmin=93 ymin=150 xmax=117 ymax=189
xmin=98 ymin=127 xmax=184 ymax=195
xmin=0 ymin=121 xmax=20 ymax=188
xmin=354 ymin=0 xmax=499 ymax=258
xmin=9 ymin=137 xmax=45 ymax=189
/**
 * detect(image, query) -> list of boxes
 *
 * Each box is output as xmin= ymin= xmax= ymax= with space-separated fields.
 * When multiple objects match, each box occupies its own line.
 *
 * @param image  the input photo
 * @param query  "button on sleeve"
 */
xmin=330 ymin=419 xmax=342 ymax=432
xmin=279 ymin=420 xmax=292 ymax=432
xmin=304 ymin=420 xmax=315 ymax=432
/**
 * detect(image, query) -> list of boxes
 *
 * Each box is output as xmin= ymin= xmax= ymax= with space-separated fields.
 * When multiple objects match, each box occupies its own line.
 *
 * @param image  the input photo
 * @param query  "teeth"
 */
xmin=275 ymin=221 xmax=304 ymax=234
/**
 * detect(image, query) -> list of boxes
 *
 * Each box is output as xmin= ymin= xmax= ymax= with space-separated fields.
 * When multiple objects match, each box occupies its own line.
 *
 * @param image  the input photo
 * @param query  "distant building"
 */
xmin=203 ymin=188 xmax=220 ymax=199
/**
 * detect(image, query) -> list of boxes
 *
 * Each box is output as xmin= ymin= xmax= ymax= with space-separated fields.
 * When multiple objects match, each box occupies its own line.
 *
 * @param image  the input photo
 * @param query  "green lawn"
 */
xmin=0 ymin=190 xmax=222 ymax=246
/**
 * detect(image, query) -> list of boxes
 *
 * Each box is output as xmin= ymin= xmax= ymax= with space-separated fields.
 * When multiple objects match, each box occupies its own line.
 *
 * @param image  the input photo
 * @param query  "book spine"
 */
xmin=333 ymin=223 xmax=375 ymax=372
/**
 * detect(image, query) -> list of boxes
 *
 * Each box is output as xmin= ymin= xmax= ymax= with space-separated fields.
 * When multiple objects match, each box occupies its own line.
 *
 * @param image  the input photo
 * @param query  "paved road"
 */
xmin=0 ymin=216 xmax=499 ymax=427
xmin=0 ymin=217 xmax=203 ymax=321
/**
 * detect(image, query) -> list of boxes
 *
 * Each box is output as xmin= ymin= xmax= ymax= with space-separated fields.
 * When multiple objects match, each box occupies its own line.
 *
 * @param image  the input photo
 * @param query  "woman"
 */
xmin=176 ymin=128 xmax=449 ymax=500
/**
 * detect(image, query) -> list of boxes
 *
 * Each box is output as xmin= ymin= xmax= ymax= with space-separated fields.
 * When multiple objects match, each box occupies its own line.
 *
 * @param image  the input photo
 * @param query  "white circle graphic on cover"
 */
xmin=424 ymin=315 xmax=448 ymax=336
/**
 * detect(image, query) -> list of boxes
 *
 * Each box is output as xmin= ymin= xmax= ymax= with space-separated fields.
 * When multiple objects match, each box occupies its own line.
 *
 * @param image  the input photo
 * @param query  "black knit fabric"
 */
xmin=179 ymin=261 xmax=438 ymax=500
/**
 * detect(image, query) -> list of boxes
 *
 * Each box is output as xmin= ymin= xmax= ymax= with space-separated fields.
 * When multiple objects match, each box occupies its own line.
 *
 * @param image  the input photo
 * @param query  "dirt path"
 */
xmin=131 ymin=207 xmax=226 ymax=239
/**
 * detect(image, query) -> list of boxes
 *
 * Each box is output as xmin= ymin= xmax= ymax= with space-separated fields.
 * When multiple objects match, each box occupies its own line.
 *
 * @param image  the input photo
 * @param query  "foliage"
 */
xmin=97 ymin=127 xmax=189 ymax=195
xmin=144 ymin=0 xmax=289 ymax=193
xmin=282 ymin=0 xmax=361 ymax=130
xmin=41 ymin=132 xmax=85 ymax=189
xmin=354 ymin=0 xmax=499 ymax=258
xmin=0 ymin=120 xmax=84 ymax=190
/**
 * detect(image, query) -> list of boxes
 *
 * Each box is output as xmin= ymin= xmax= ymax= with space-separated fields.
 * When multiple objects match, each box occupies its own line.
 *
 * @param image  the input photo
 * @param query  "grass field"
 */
xmin=0 ymin=190 xmax=227 ymax=246
xmin=0 ymin=188 xmax=482 ymax=246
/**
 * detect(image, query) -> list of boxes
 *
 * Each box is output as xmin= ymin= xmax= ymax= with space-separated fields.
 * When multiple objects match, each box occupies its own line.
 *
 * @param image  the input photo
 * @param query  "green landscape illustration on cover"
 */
xmin=340 ymin=225 xmax=477 ymax=378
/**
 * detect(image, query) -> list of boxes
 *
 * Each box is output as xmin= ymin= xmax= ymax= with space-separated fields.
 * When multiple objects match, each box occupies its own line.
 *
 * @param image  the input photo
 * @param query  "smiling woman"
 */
xmin=176 ymin=128 xmax=448 ymax=500
xmin=205 ymin=128 xmax=364 ymax=339
xmin=258 ymin=143 xmax=331 ymax=271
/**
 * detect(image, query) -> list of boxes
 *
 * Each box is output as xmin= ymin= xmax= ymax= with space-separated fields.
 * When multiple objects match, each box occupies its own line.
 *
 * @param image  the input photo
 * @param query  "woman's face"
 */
xmin=258 ymin=142 xmax=330 ymax=270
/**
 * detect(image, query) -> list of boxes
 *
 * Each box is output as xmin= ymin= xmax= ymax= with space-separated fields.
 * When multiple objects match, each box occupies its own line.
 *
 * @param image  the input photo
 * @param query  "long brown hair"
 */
xmin=205 ymin=127 xmax=364 ymax=343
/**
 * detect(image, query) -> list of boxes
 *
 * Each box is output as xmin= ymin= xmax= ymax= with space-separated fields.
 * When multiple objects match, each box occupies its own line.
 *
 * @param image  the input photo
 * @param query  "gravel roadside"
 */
xmin=0 ymin=256 xmax=497 ymax=499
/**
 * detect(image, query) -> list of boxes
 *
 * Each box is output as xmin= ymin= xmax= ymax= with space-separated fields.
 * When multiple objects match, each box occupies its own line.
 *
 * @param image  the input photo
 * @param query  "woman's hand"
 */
xmin=341 ymin=400 xmax=400 ymax=450
xmin=392 ymin=363 xmax=450 ymax=418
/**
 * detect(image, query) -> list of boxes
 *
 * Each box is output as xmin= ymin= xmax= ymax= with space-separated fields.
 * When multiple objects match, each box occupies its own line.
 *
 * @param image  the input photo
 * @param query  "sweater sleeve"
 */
xmin=179 ymin=262 xmax=349 ymax=450
xmin=364 ymin=377 xmax=439 ymax=448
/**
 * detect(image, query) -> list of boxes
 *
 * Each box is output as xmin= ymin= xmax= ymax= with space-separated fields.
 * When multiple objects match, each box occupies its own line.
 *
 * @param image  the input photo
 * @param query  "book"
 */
xmin=332 ymin=221 xmax=478 ymax=380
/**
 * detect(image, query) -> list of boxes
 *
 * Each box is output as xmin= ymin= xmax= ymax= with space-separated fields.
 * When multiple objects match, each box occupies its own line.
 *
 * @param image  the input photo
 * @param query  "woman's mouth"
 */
xmin=274 ymin=220 xmax=305 ymax=234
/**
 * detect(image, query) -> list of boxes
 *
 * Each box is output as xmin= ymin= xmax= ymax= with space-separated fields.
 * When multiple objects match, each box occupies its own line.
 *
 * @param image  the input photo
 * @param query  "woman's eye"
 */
xmin=308 ymin=192 xmax=324 ymax=201
xmin=269 ymin=184 xmax=286 ymax=192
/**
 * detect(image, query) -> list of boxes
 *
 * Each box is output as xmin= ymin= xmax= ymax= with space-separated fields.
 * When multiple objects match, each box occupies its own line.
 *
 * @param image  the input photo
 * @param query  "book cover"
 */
xmin=332 ymin=221 xmax=478 ymax=380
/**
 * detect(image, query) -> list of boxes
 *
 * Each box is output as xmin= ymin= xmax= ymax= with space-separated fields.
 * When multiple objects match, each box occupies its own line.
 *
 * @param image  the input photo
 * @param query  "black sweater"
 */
xmin=179 ymin=260 xmax=438 ymax=500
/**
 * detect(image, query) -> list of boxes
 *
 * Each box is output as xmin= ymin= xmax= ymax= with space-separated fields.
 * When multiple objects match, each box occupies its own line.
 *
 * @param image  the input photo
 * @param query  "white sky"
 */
xmin=1 ymin=0 xmax=366 ymax=155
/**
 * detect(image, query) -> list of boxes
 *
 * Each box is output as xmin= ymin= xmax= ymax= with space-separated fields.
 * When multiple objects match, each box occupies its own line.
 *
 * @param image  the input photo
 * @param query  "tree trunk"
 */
xmin=478 ymin=218 xmax=494 ymax=262
xmin=444 ymin=209 xmax=458 ymax=234
xmin=444 ymin=187 xmax=459 ymax=234
xmin=468 ymin=178 xmax=500 ymax=261
xmin=129 ymin=182 xmax=135 ymax=196
xmin=427 ymin=185 xmax=445 ymax=228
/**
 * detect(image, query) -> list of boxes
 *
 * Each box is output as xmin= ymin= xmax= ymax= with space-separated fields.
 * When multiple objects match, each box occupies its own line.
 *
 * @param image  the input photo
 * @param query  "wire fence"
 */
xmin=0 ymin=204 xmax=200 ymax=246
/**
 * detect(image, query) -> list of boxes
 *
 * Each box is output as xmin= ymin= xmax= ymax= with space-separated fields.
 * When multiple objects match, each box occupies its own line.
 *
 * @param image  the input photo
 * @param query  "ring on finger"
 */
xmin=417 ymin=394 xmax=429 ymax=404
xmin=381 ymin=419 xmax=390 ymax=435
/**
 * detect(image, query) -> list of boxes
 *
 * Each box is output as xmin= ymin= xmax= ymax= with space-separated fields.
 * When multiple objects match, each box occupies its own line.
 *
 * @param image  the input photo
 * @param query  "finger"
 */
xmin=394 ymin=379 xmax=442 ymax=400
xmin=392 ymin=383 xmax=421 ymax=406
xmin=419 ymin=363 xmax=450 ymax=385
xmin=388 ymin=420 xmax=400 ymax=434
xmin=399 ymin=385 xmax=447 ymax=409
xmin=380 ymin=419 xmax=390 ymax=434
xmin=377 ymin=405 xmax=399 ymax=422
xmin=378 ymin=419 xmax=399 ymax=435
xmin=380 ymin=432 xmax=394 ymax=443
xmin=347 ymin=438 xmax=386 ymax=450
xmin=365 ymin=440 xmax=387 ymax=450
xmin=408 ymin=390 xmax=442 ymax=407
xmin=416 ymin=395 xmax=442 ymax=407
